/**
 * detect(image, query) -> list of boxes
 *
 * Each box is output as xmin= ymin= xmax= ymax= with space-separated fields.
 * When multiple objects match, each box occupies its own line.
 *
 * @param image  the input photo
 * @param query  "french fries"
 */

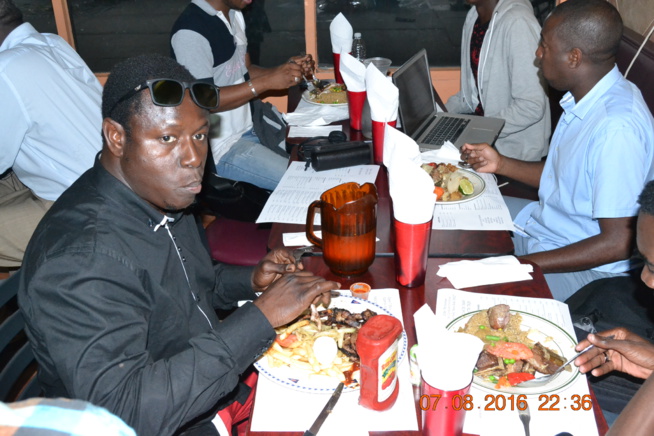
xmin=263 ymin=318 xmax=359 ymax=384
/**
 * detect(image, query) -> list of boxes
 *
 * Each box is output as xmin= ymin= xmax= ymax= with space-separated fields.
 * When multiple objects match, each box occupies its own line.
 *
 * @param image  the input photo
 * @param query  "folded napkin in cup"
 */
xmin=384 ymin=127 xmax=436 ymax=224
xmin=329 ymin=13 xmax=354 ymax=55
xmin=437 ymin=255 xmax=534 ymax=289
xmin=414 ymin=304 xmax=483 ymax=391
xmin=339 ymin=52 xmax=367 ymax=92
xmin=365 ymin=64 xmax=398 ymax=123
xmin=420 ymin=141 xmax=460 ymax=166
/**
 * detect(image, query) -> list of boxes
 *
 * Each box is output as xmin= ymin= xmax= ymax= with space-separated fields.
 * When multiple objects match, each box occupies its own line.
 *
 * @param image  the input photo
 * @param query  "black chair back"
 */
xmin=0 ymin=271 xmax=41 ymax=401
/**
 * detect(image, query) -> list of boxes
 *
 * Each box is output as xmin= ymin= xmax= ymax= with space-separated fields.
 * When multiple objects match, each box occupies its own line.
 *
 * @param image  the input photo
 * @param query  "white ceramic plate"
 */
xmin=435 ymin=168 xmax=486 ymax=205
xmin=255 ymin=296 xmax=408 ymax=393
xmin=301 ymin=89 xmax=348 ymax=107
xmin=446 ymin=310 xmax=579 ymax=395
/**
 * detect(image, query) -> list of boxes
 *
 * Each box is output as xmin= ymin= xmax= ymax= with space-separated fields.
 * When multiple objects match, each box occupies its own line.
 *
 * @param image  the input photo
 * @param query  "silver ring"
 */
xmin=604 ymin=352 xmax=610 ymax=363
xmin=294 ymin=76 xmax=299 ymax=83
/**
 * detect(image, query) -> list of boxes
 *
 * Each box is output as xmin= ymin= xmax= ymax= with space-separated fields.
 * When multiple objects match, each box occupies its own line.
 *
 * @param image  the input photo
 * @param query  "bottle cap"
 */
xmin=354 ymin=32 xmax=362 ymax=38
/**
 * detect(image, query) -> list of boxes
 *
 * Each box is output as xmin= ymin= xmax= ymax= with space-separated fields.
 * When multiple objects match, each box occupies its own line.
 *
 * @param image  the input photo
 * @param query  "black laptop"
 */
xmin=392 ymin=49 xmax=505 ymax=151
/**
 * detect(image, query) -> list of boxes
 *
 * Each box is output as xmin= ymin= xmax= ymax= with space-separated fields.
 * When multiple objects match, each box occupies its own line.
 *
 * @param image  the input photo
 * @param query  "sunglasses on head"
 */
xmin=109 ymin=78 xmax=220 ymax=116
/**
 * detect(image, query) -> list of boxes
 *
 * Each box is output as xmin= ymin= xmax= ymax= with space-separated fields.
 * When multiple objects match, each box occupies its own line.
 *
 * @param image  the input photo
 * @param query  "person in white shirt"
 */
xmin=0 ymin=0 xmax=102 ymax=268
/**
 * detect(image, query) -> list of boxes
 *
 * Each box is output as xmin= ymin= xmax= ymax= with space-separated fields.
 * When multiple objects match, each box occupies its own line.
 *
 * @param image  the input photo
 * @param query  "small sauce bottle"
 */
xmin=356 ymin=314 xmax=403 ymax=410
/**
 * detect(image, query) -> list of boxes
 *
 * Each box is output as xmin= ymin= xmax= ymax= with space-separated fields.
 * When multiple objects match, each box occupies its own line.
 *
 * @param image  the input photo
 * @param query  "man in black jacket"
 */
xmin=18 ymin=54 xmax=339 ymax=436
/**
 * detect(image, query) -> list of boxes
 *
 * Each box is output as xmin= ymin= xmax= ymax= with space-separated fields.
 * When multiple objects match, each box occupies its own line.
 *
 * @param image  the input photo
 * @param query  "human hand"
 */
xmin=574 ymin=328 xmax=654 ymax=380
xmin=290 ymin=53 xmax=315 ymax=78
xmin=263 ymin=59 xmax=305 ymax=90
xmin=253 ymin=272 xmax=340 ymax=328
xmin=460 ymin=142 xmax=501 ymax=173
xmin=251 ymin=247 xmax=305 ymax=292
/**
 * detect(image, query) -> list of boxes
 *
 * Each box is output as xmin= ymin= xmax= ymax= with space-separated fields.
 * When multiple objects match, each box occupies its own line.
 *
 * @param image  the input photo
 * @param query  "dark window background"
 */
xmin=15 ymin=0 xmax=553 ymax=72
xmin=316 ymin=0 xmax=471 ymax=68
xmin=14 ymin=0 xmax=57 ymax=34
xmin=65 ymin=0 xmax=305 ymax=72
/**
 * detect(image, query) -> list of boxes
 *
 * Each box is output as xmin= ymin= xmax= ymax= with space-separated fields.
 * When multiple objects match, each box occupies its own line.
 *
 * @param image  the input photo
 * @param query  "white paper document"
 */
xmin=433 ymin=288 xmax=599 ymax=436
xmin=256 ymin=161 xmax=380 ymax=224
xmin=432 ymin=173 xmax=516 ymax=231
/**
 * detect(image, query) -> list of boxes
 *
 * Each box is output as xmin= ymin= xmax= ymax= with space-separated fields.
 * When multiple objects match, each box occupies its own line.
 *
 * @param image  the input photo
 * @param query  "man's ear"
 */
xmin=568 ymin=47 xmax=583 ymax=69
xmin=102 ymin=118 xmax=127 ymax=158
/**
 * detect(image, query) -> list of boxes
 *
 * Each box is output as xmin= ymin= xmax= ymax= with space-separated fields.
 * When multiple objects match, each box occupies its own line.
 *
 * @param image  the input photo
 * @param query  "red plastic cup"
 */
xmin=348 ymin=91 xmax=367 ymax=131
xmin=372 ymin=119 xmax=397 ymax=164
xmin=333 ymin=53 xmax=344 ymax=84
xmin=393 ymin=218 xmax=432 ymax=287
xmin=421 ymin=378 xmax=472 ymax=436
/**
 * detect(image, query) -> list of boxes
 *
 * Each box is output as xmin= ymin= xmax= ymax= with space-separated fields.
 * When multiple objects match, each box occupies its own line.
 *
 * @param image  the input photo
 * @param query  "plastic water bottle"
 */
xmin=352 ymin=32 xmax=366 ymax=62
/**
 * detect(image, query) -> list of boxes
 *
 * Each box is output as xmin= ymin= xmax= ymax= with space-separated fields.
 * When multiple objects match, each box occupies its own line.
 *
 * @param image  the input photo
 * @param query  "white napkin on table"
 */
xmin=283 ymin=100 xmax=349 ymax=126
xmin=383 ymin=127 xmax=436 ymax=224
xmin=329 ymin=13 xmax=354 ymax=55
xmin=437 ymin=255 xmax=534 ymax=289
xmin=365 ymin=64 xmax=398 ymax=123
xmin=420 ymin=141 xmax=461 ymax=166
xmin=339 ymin=52 xmax=366 ymax=92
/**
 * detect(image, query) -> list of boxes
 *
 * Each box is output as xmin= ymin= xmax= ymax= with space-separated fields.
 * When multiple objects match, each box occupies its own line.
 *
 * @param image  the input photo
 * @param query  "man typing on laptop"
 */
xmin=462 ymin=0 xmax=654 ymax=302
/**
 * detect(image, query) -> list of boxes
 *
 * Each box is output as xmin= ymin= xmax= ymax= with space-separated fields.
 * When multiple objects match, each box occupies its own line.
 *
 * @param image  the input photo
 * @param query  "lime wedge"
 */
xmin=459 ymin=178 xmax=474 ymax=196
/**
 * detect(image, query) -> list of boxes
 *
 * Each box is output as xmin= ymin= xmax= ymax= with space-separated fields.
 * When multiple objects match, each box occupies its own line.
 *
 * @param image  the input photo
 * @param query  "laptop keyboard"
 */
xmin=423 ymin=116 xmax=470 ymax=146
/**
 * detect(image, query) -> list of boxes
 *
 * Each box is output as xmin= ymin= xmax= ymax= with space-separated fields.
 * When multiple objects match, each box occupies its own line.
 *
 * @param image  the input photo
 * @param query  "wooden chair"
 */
xmin=0 ymin=271 xmax=41 ymax=402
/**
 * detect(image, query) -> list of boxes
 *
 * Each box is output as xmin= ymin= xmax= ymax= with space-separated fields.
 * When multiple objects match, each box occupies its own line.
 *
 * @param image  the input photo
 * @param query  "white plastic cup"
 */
xmin=363 ymin=57 xmax=392 ymax=76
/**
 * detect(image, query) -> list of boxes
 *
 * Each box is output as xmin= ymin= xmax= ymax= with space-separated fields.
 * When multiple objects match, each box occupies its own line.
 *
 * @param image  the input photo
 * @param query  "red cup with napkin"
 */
xmin=329 ymin=13 xmax=353 ymax=84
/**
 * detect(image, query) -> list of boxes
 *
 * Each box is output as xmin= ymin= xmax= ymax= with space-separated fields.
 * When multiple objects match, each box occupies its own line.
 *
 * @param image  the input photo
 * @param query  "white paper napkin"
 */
xmin=339 ymin=52 xmax=366 ymax=92
xmin=437 ymin=255 xmax=534 ymax=288
xmin=420 ymin=141 xmax=461 ymax=166
xmin=329 ymin=13 xmax=353 ymax=54
xmin=365 ymin=64 xmax=398 ymax=122
xmin=383 ymin=127 xmax=436 ymax=224
xmin=414 ymin=304 xmax=483 ymax=391
xmin=283 ymin=99 xmax=349 ymax=126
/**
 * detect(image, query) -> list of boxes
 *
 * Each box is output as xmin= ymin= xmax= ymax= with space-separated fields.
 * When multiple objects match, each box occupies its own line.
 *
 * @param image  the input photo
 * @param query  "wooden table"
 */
xmin=274 ymin=86 xmax=515 ymax=258
xmin=247 ymin=256 xmax=609 ymax=436
xmin=268 ymin=153 xmax=515 ymax=258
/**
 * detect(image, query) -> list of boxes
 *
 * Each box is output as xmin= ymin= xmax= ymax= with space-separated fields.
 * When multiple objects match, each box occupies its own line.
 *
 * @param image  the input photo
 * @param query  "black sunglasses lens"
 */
xmin=191 ymin=83 xmax=219 ymax=109
xmin=151 ymin=80 xmax=184 ymax=106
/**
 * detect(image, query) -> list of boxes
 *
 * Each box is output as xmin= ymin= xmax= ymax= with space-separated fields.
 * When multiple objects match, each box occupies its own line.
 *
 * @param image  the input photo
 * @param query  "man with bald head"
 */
xmin=18 ymin=54 xmax=339 ymax=436
xmin=462 ymin=0 xmax=654 ymax=301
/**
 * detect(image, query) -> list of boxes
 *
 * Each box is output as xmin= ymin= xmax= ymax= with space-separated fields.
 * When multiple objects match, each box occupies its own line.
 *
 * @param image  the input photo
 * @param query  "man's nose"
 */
xmin=181 ymin=139 xmax=204 ymax=168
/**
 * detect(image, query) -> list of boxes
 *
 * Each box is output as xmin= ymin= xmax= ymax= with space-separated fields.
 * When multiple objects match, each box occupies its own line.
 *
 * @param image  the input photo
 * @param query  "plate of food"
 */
xmin=421 ymin=162 xmax=486 ymax=204
xmin=446 ymin=304 xmax=579 ymax=395
xmin=255 ymin=296 xmax=407 ymax=393
xmin=301 ymin=83 xmax=348 ymax=107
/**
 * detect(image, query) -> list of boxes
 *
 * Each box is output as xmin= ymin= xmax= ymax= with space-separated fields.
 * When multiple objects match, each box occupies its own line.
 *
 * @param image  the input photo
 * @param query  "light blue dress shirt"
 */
xmin=515 ymin=65 xmax=654 ymax=274
xmin=0 ymin=23 xmax=102 ymax=201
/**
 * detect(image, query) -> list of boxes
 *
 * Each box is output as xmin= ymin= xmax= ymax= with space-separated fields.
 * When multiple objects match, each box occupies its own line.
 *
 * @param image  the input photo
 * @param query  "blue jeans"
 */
xmin=216 ymin=130 xmax=288 ymax=191
xmin=504 ymin=196 xmax=622 ymax=301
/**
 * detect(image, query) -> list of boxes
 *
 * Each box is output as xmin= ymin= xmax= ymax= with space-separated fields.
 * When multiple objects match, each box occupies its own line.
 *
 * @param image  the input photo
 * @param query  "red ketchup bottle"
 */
xmin=356 ymin=314 xmax=403 ymax=410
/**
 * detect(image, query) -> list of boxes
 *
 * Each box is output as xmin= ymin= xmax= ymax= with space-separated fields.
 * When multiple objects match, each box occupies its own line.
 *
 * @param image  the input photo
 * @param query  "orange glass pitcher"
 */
xmin=306 ymin=182 xmax=378 ymax=277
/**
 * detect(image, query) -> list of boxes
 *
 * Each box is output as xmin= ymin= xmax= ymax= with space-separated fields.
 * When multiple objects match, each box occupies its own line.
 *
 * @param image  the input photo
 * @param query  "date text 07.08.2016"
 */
xmin=419 ymin=394 xmax=593 ymax=412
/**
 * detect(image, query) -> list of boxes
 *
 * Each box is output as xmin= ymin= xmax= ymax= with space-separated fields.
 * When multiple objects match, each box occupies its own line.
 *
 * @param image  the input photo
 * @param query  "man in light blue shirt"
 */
xmin=0 ymin=0 xmax=102 ymax=268
xmin=461 ymin=0 xmax=654 ymax=301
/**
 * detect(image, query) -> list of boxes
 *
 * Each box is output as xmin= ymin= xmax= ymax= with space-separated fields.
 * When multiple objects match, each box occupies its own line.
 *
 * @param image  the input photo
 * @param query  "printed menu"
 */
xmin=432 ymin=173 xmax=516 ymax=231
xmin=255 ymin=161 xmax=380 ymax=224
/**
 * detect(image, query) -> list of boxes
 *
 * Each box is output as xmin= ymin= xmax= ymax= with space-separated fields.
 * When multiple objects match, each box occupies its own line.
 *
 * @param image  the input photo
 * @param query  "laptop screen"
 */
xmin=392 ymin=49 xmax=437 ymax=137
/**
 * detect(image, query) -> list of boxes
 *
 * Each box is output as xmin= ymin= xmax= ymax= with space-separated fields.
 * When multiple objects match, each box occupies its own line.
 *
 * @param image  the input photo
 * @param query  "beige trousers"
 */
xmin=0 ymin=172 xmax=54 ymax=268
